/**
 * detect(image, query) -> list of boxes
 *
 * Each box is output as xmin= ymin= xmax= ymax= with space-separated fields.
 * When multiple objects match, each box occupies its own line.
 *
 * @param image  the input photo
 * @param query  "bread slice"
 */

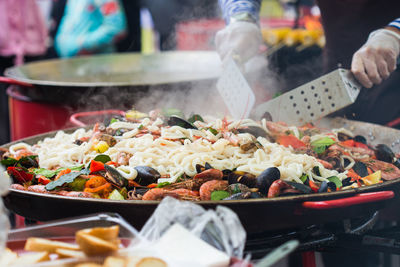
xmin=77 ymin=225 xmax=119 ymax=242
xmin=126 ymin=257 xmax=167 ymax=267
xmin=12 ymin=251 xmax=50 ymax=265
xmin=103 ymin=256 xmax=126 ymax=267
xmin=55 ymin=248 xmax=86 ymax=259
xmin=76 ymin=232 xmax=119 ymax=256
xmin=25 ymin=237 xmax=80 ymax=253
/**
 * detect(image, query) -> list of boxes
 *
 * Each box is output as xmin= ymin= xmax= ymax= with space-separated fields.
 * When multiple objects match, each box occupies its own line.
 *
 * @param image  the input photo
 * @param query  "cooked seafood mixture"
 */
xmin=1 ymin=110 xmax=400 ymax=201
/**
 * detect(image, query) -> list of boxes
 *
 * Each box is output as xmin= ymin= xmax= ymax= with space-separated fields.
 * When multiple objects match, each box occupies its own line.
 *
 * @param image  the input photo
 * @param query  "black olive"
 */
xmin=353 ymin=162 xmax=368 ymax=177
xmin=343 ymin=158 xmax=351 ymax=169
xmin=286 ymin=181 xmax=313 ymax=194
xmin=134 ymin=166 xmax=161 ymax=186
xmin=375 ymin=144 xmax=395 ymax=163
xmin=167 ymin=115 xmax=198 ymax=129
xmin=353 ymin=135 xmax=367 ymax=144
xmin=256 ymin=167 xmax=280 ymax=195
xmin=227 ymin=171 xmax=257 ymax=188
xmin=327 ymin=182 xmax=336 ymax=191
xmin=205 ymin=162 xmax=213 ymax=170
xmin=342 ymin=177 xmax=352 ymax=187
xmin=318 ymin=181 xmax=328 ymax=193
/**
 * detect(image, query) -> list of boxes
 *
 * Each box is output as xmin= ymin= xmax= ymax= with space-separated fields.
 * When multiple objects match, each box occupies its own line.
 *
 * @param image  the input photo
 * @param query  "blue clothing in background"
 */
xmin=218 ymin=0 xmax=261 ymax=23
xmin=55 ymin=0 xmax=127 ymax=57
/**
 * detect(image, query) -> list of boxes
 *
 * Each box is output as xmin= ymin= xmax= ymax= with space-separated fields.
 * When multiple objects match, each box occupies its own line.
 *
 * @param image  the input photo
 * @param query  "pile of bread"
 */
xmin=0 ymin=225 xmax=166 ymax=267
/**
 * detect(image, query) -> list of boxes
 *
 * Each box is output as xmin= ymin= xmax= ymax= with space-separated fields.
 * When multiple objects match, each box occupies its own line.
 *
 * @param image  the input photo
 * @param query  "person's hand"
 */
xmin=215 ymin=21 xmax=263 ymax=63
xmin=351 ymin=28 xmax=400 ymax=88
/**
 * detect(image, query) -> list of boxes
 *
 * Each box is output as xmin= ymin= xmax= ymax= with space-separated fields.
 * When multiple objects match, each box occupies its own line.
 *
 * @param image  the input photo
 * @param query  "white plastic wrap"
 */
xmin=139 ymin=197 xmax=247 ymax=259
xmin=0 ymin=166 xmax=10 ymax=254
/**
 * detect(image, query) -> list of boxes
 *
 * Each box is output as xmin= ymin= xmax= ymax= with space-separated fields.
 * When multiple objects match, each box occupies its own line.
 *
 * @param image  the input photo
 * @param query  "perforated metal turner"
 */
xmin=253 ymin=68 xmax=362 ymax=125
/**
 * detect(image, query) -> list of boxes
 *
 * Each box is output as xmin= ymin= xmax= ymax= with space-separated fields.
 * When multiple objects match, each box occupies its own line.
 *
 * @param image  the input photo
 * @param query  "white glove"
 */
xmin=351 ymin=29 xmax=400 ymax=88
xmin=215 ymin=21 xmax=263 ymax=63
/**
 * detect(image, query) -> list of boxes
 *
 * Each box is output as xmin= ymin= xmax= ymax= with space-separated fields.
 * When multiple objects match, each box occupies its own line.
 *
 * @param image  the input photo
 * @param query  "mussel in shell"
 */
xmin=223 ymin=191 xmax=263 ymax=200
xmin=256 ymin=167 xmax=280 ymax=195
xmin=227 ymin=183 xmax=251 ymax=194
xmin=353 ymin=162 xmax=368 ymax=177
xmin=98 ymin=134 xmax=117 ymax=147
xmin=167 ymin=116 xmax=197 ymax=129
xmin=285 ymin=181 xmax=312 ymax=194
xmin=237 ymin=126 xmax=274 ymax=141
xmin=134 ymin=166 xmax=161 ymax=186
xmin=195 ymin=163 xmax=214 ymax=174
xmin=375 ymin=144 xmax=395 ymax=163
xmin=104 ymin=164 xmax=128 ymax=187
xmin=227 ymin=171 xmax=257 ymax=188
xmin=354 ymin=135 xmax=367 ymax=144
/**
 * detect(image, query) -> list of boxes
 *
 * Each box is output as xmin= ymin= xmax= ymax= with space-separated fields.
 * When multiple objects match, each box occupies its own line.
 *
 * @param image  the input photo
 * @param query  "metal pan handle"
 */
xmin=302 ymin=191 xmax=394 ymax=210
xmin=70 ymin=110 xmax=126 ymax=127
xmin=0 ymin=77 xmax=34 ymax=88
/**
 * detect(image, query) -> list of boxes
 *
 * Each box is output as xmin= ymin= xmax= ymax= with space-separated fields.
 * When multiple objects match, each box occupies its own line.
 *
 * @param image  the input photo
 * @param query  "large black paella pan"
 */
xmin=2 ymin=118 xmax=400 ymax=234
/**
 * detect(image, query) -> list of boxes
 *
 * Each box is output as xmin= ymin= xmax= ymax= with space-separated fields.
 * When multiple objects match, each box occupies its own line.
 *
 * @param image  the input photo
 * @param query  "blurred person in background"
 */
xmin=0 ymin=0 xmax=48 ymax=145
xmin=55 ymin=0 xmax=127 ymax=58
xmin=143 ymin=0 xmax=218 ymax=50
xmin=216 ymin=0 xmax=400 ymax=127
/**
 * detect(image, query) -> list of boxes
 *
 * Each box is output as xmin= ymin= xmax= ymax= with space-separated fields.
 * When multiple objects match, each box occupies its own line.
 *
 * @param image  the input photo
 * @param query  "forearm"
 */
xmin=218 ymin=0 xmax=261 ymax=24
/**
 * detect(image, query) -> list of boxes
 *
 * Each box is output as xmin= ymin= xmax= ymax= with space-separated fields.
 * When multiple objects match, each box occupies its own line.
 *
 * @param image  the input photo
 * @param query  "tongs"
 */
xmin=217 ymin=57 xmax=362 ymax=125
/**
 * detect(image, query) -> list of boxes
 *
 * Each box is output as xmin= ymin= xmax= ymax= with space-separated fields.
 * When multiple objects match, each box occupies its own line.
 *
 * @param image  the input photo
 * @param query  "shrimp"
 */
xmin=57 ymin=191 xmax=94 ymax=198
xmin=317 ymin=159 xmax=334 ymax=169
xmin=199 ymin=180 xmax=228 ymax=200
xmin=267 ymin=180 xmax=290 ymax=198
xmin=142 ymin=188 xmax=180 ymax=201
xmin=117 ymin=152 xmax=132 ymax=166
xmin=193 ymin=169 xmax=223 ymax=180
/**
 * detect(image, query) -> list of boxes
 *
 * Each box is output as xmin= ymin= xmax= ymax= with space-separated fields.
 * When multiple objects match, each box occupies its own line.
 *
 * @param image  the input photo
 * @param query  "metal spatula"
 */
xmin=253 ymin=68 xmax=362 ymax=125
xmin=216 ymin=57 xmax=256 ymax=119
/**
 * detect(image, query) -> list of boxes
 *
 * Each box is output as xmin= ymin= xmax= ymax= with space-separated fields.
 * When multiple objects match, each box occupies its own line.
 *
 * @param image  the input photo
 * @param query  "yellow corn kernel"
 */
xmin=94 ymin=141 xmax=109 ymax=153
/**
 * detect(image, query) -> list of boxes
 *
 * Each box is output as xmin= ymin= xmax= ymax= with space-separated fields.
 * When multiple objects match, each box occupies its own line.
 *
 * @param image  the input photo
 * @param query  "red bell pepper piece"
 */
xmin=90 ymin=160 xmax=105 ymax=173
xmin=308 ymin=180 xmax=319 ymax=192
xmin=7 ymin=167 xmax=34 ymax=183
xmin=277 ymin=135 xmax=306 ymax=149
xmin=354 ymin=141 xmax=369 ymax=150
xmin=105 ymin=161 xmax=118 ymax=167
xmin=340 ymin=139 xmax=355 ymax=147
xmin=37 ymin=176 xmax=51 ymax=185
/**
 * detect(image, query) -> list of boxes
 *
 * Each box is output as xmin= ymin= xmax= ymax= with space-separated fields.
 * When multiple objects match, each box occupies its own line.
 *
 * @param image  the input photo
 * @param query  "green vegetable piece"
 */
xmin=163 ymin=108 xmax=184 ymax=118
xmin=110 ymin=118 xmax=119 ymax=124
xmin=45 ymin=168 xmax=90 ymax=191
xmin=188 ymin=114 xmax=204 ymax=123
xmin=33 ymin=165 xmax=84 ymax=178
xmin=138 ymin=124 xmax=144 ymax=130
xmin=311 ymin=137 xmax=336 ymax=154
xmin=157 ymin=182 xmax=171 ymax=188
xmin=1 ymin=158 xmax=17 ymax=167
xmin=67 ymin=177 xmax=88 ymax=191
xmin=327 ymin=176 xmax=342 ymax=189
xmin=273 ymin=92 xmax=282 ymax=98
xmin=93 ymin=154 xmax=112 ymax=164
xmin=208 ymin=127 xmax=218 ymax=136
xmin=108 ymin=189 xmax=125 ymax=200
xmin=119 ymin=188 xmax=128 ymax=199
xmin=210 ymin=190 xmax=230 ymax=201
xmin=300 ymin=174 xmax=308 ymax=183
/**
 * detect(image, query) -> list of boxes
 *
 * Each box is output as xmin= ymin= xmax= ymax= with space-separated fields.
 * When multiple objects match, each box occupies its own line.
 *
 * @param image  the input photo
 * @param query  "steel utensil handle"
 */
xmin=70 ymin=110 xmax=126 ymax=127
xmin=0 ymin=77 xmax=34 ymax=88
xmin=302 ymin=191 xmax=394 ymax=210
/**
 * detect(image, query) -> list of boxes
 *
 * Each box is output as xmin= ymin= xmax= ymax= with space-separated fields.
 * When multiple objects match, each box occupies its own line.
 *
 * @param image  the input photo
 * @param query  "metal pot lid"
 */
xmin=5 ymin=51 xmax=222 ymax=87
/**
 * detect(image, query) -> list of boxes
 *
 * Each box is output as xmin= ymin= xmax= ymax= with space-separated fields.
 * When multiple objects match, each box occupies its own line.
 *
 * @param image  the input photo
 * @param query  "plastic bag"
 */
xmin=0 ymin=166 xmax=11 ymax=253
xmin=139 ymin=197 xmax=247 ymax=259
